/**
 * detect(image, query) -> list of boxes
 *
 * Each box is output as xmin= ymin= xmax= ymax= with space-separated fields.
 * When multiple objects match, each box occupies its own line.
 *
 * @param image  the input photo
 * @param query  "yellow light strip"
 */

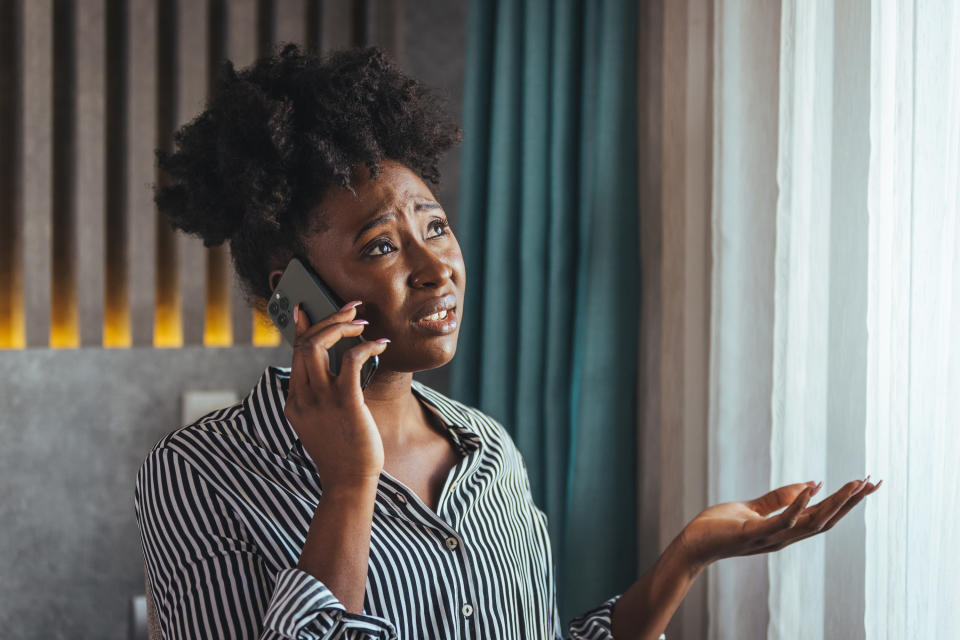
xmin=0 ymin=290 xmax=25 ymax=349
xmin=204 ymin=244 xmax=232 ymax=346
xmin=252 ymin=307 xmax=282 ymax=346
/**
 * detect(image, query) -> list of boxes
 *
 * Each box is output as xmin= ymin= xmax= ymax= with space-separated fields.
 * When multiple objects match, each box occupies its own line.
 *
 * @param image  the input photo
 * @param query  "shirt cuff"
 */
xmin=261 ymin=568 xmax=397 ymax=639
xmin=568 ymin=594 xmax=666 ymax=640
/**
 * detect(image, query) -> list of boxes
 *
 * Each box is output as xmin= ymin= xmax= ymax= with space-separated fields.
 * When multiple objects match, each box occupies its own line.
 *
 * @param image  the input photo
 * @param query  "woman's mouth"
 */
xmin=413 ymin=307 xmax=458 ymax=335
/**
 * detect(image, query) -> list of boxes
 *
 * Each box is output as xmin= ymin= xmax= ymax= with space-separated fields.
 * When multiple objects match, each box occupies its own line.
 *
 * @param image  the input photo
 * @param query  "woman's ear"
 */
xmin=268 ymin=269 xmax=283 ymax=292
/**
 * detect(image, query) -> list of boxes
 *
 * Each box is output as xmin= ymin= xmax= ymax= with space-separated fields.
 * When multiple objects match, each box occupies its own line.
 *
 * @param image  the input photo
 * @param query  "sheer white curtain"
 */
xmin=865 ymin=0 xmax=960 ymax=637
xmin=709 ymin=0 xmax=960 ymax=638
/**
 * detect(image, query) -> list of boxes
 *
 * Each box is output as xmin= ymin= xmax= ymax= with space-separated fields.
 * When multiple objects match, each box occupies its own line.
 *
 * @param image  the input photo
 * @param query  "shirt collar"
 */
xmin=242 ymin=365 xmax=481 ymax=461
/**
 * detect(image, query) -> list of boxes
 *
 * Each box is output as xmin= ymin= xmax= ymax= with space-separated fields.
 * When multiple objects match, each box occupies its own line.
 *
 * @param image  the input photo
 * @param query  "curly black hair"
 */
xmin=154 ymin=44 xmax=462 ymax=310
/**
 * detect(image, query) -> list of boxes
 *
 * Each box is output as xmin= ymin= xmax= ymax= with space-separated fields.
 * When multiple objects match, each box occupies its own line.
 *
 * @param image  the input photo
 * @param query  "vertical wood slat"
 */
xmin=366 ymin=0 xmax=402 ymax=61
xmin=224 ymin=0 xmax=257 ymax=346
xmin=351 ymin=0 xmax=367 ymax=47
xmin=177 ymin=0 xmax=208 ymax=346
xmin=155 ymin=0 xmax=180 ymax=346
xmin=50 ymin=0 xmax=77 ymax=348
xmin=322 ymin=0 xmax=354 ymax=51
xmin=104 ymin=0 xmax=129 ymax=347
xmin=203 ymin=0 xmax=229 ymax=346
xmin=76 ymin=0 xmax=106 ymax=347
xmin=273 ymin=0 xmax=307 ymax=48
xmin=0 ymin=0 xmax=24 ymax=349
xmin=257 ymin=0 xmax=274 ymax=58
xmin=127 ymin=0 xmax=158 ymax=346
xmin=22 ymin=0 xmax=53 ymax=348
xmin=248 ymin=0 xmax=306 ymax=348
xmin=306 ymin=0 xmax=322 ymax=53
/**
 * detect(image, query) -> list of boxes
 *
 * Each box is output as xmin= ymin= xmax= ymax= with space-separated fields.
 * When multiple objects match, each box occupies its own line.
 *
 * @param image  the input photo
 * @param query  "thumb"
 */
xmin=747 ymin=481 xmax=819 ymax=517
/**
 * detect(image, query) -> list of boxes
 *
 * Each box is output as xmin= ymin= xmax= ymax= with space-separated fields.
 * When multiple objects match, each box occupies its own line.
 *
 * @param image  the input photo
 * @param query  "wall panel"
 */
xmin=0 ymin=0 xmax=24 ymax=348
xmin=0 ymin=3 xmax=466 ymax=638
xmin=77 ymin=0 xmax=107 ymax=347
xmin=2 ymin=0 xmax=417 ymax=351
xmin=127 ymin=0 xmax=157 ymax=346
xmin=273 ymin=0 xmax=307 ymax=47
xmin=22 ymin=0 xmax=53 ymax=348
xmin=176 ymin=0 xmax=209 ymax=346
xmin=224 ymin=0 xmax=257 ymax=347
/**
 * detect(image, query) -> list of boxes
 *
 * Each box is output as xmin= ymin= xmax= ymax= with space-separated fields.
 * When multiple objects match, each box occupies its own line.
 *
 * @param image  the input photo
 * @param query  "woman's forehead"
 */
xmin=318 ymin=164 xmax=436 ymax=231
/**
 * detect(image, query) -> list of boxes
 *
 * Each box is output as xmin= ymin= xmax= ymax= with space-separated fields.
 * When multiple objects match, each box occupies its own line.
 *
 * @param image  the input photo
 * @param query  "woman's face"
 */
xmin=282 ymin=159 xmax=466 ymax=373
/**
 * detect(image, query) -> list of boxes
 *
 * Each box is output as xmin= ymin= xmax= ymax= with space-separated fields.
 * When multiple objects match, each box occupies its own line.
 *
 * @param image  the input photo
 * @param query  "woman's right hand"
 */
xmin=283 ymin=300 xmax=390 ymax=491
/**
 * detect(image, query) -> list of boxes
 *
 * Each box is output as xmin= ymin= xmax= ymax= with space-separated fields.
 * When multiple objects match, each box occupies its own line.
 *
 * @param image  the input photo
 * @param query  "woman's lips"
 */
xmin=412 ymin=307 xmax=458 ymax=335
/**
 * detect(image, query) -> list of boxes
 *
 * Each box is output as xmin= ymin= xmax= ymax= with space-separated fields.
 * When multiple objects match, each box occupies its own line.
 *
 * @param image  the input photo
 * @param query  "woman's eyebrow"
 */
xmin=352 ymin=202 xmax=442 ymax=245
xmin=354 ymin=212 xmax=396 ymax=245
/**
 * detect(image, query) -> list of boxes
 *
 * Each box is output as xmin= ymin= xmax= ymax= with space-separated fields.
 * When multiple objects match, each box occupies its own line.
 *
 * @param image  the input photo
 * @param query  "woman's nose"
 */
xmin=408 ymin=246 xmax=454 ymax=289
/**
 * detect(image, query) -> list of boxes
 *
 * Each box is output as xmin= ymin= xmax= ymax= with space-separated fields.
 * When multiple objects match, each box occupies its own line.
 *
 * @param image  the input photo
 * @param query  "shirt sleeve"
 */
xmin=135 ymin=446 xmax=397 ymax=640
xmin=561 ymin=595 xmax=666 ymax=640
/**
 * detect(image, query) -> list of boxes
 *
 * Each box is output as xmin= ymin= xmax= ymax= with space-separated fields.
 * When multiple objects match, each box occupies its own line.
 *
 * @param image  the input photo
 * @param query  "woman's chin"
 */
xmin=378 ymin=337 xmax=458 ymax=374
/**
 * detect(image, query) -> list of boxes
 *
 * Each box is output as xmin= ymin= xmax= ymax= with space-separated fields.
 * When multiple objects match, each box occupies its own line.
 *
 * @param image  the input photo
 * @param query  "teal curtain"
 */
xmin=451 ymin=0 xmax=639 ymax=624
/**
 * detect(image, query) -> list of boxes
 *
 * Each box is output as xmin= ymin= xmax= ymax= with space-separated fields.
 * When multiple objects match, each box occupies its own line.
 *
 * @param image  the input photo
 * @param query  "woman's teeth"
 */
xmin=422 ymin=309 xmax=449 ymax=322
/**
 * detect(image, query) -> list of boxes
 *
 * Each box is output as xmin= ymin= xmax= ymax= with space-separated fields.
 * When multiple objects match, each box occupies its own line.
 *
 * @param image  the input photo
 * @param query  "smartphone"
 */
xmin=267 ymin=256 xmax=378 ymax=389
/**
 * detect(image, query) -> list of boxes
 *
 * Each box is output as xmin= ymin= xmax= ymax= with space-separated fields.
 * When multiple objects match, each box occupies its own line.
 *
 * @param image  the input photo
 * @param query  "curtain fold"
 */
xmin=712 ymin=0 xmax=960 ymax=637
xmin=865 ymin=1 xmax=960 ymax=637
xmin=453 ymin=0 xmax=639 ymax=623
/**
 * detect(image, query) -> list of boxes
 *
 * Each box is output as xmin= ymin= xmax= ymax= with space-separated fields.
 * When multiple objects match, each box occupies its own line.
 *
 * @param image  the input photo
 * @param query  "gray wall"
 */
xmin=0 ymin=1 xmax=467 ymax=638
xmin=0 ymin=346 xmax=287 ymax=640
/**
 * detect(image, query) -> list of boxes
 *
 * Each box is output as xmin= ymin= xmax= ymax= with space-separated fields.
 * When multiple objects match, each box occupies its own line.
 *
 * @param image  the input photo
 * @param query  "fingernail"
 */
xmin=812 ymin=481 xmax=823 ymax=496
xmin=375 ymin=338 xmax=391 ymax=344
xmin=864 ymin=474 xmax=871 ymax=483
xmin=853 ymin=480 xmax=868 ymax=495
xmin=350 ymin=319 xmax=369 ymax=325
xmin=341 ymin=300 xmax=363 ymax=311
xmin=293 ymin=304 xmax=298 ymax=323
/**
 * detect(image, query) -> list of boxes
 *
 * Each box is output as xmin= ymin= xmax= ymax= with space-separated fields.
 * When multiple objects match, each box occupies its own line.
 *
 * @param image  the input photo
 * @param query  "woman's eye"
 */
xmin=366 ymin=241 xmax=395 ymax=256
xmin=427 ymin=219 xmax=450 ymax=238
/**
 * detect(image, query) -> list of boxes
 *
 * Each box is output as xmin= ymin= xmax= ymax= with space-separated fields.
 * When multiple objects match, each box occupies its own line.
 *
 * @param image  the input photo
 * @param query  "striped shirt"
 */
xmin=135 ymin=365 xmax=630 ymax=639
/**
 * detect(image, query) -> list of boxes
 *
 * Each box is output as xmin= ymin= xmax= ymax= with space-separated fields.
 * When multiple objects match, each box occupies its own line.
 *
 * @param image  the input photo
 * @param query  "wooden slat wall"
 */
xmin=22 ymin=0 xmax=53 ymax=348
xmin=176 ymin=0 xmax=209 ymax=346
xmin=127 ymin=0 xmax=157 ymax=346
xmin=0 ymin=0 xmax=401 ymax=350
xmin=224 ymin=0 xmax=257 ymax=348
xmin=76 ymin=0 xmax=107 ymax=347
xmin=0 ymin=0 xmax=24 ymax=348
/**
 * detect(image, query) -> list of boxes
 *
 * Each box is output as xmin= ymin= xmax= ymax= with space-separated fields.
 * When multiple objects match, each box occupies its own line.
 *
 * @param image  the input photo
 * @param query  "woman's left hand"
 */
xmin=676 ymin=477 xmax=882 ymax=571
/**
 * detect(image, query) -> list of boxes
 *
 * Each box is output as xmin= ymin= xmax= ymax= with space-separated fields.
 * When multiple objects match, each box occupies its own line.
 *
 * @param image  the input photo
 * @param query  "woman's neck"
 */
xmin=361 ymin=369 xmax=428 ymax=450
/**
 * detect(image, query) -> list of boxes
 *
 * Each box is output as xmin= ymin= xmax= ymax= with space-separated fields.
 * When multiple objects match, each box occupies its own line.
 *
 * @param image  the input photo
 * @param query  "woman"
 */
xmin=136 ymin=45 xmax=880 ymax=640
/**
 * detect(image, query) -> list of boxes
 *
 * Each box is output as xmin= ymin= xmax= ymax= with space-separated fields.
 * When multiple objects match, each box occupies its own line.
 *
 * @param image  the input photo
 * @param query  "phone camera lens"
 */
xmin=278 ymin=295 xmax=290 ymax=310
xmin=268 ymin=301 xmax=279 ymax=316
xmin=276 ymin=312 xmax=288 ymax=327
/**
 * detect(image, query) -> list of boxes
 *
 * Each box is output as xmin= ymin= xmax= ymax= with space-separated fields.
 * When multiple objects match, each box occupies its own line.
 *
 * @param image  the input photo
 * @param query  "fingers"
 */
xmin=296 ymin=300 xmax=365 ymax=341
xmin=753 ymin=484 xmax=815 ymax=538
xmin=338 ymin=338 xmax=391 ymax=394
xmin=747 ymin=477 xmax=883 ymax=555
xmin=795 ymin=478 xmax=868 ymax=532
xmin=803 ymin=478 xmax=883 ymax=537
xmin=289 ymin=303 xmax=313 ymax=397
xmin=290 ymin=300 xmax=374 ymax=393
xmin=748 ymin=482 xmax=816 ymax=517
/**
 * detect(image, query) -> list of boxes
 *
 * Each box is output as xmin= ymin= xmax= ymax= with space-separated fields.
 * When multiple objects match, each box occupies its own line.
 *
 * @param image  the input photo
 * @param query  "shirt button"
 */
xmin=395 ymin=492 xmax=407 ymax=505
xmin=444 ymin=536 xmax=459 ymax=550
xmin=461 ymin=603 xmax=473 ymax=618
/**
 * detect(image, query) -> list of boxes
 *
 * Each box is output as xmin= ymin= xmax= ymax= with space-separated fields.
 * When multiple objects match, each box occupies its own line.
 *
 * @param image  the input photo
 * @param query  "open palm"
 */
xmin=678 ymin=478 xmax=881 ymax=569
